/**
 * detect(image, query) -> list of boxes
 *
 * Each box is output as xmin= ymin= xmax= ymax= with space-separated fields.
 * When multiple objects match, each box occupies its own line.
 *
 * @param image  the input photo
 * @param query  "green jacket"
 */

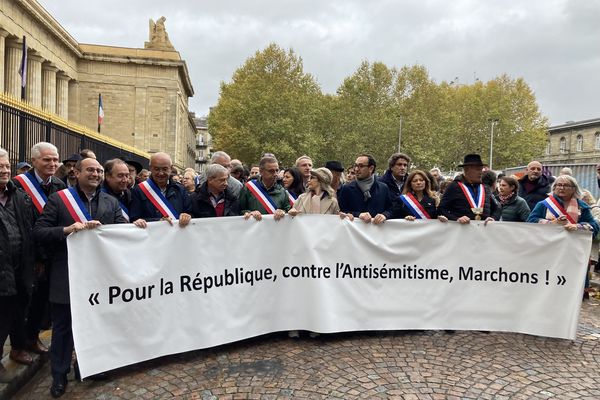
xmin=239 ymin=178 xmax=291 ymax=214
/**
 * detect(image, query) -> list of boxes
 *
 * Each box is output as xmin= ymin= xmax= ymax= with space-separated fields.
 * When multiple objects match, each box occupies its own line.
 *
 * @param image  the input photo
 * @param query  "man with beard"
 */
xmin=338 ymin=154 xmax=393 ymax=224
xmin=61 ymin=154 xmax=82 ymax=188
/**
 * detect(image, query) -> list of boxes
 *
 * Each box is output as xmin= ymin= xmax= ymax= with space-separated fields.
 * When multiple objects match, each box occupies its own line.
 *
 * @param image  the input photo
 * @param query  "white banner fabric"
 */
xmin=68 ymin=216 xmax=591 ymax=377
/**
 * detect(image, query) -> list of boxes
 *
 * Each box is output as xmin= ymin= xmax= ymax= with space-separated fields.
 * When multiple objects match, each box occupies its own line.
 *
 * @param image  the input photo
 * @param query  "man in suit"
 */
xmin=13 ymin=142 xmax=67 ymax=360
xmin=338 ymin=154 xmax=393 ymax=224
xmin=34 ymin=157 xmax=127 ymax=398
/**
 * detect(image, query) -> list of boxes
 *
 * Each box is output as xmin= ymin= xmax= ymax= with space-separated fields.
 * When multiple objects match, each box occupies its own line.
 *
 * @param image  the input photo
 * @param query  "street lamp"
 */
xmin=488 ymin=119 xmax=499 ymax=170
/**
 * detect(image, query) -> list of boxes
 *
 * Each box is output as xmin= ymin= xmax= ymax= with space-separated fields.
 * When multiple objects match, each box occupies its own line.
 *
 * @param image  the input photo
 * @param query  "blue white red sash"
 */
xmin=57 ymin=187 xmax=92 ymax=223
xmin=138 ymin=179 xmax=179 ymax=219
xmin=100 ymin=187 xmax=130 ymax=222
xmin=543 ymin=195 xmax=577 ymax=224
xmin=287 ymin=190 xmax=297 ymax=207
xmin=457 ymin=182 xmax=485 ymax=209
xmin=14 ymin=172 xmax=48 ymax=214
xmin=245 ymin=180 xmax=277 ymax=214
xmin=400 ymin=193 xmax=431 ymax=219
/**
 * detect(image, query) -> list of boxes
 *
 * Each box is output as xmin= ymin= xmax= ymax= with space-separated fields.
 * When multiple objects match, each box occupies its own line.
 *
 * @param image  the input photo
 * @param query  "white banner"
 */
xmin=68 ymin=216 xmax=592 ymax=377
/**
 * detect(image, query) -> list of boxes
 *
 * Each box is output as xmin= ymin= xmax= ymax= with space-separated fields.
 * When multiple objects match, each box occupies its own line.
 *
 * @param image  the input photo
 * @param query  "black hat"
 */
xmin=325 ymin=160 xmax=344 ymax=172
xmin=62 ymin=153 xmax=82 ymax=164
xmin=125 ymin=160 xmax=143 ymax=174
xmin=458 ymin=154 xmax=486 ymax=167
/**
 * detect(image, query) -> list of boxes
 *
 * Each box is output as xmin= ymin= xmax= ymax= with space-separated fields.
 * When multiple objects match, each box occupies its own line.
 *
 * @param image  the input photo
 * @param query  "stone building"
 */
xmin=541 ymin=118 xmax=600 ymax=164
xmin=0 ymin=0 xmax=195 ymax=168
xmin=191 ymin=114 xmax=212 ymax=172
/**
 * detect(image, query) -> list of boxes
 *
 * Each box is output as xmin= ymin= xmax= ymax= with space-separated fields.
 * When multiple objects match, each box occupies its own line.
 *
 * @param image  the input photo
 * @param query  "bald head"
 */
xmin=150 ymin=152 xmax=173 ymax=188
xmin=526 ymin=161 xmax=543 ymax=181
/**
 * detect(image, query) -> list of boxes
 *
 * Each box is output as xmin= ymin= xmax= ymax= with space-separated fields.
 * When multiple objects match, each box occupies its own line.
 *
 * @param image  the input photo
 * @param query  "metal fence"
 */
xmin=0 ymin=97 xmax=149 ymax=172
xmin=504 ymin=163 xmax=599 ymax=199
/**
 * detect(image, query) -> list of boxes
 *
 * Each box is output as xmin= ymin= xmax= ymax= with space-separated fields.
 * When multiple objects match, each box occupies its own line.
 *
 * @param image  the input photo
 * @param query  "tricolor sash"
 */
xmin=399 ymin=193 xmax=431 ymax=219
xmin=245 ymin=180 xmax=277 ymax=214
xmin=100 ymin=187 xmax=130 ymax=222
xmin=138 ymin=179 xmax=179 ymax=219
xmin=57 ymin=187 xmax=92 ymax=223
xmin=287 ymin=190 xmax=297 ymax=207
xmin=457 ymin=182 xmax=485 ymax=209
xmin=14 ymin=172 xmax=48 ymax=214
xmin=543 ymin=195 xmax=577 ymax=224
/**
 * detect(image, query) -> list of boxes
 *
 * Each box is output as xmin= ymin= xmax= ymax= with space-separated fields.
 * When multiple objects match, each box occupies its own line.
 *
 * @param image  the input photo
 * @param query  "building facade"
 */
xmin=192 ymin=114 xmax=212 ymax=172
xmin=541 ymin=118 xmax=600 ymax=164
xmin=0 ymin=0 xmax=195 ymax=168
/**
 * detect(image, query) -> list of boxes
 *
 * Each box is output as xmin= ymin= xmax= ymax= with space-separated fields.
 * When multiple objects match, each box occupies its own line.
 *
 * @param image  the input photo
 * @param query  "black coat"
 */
xmin=518 ymin=174 xmax=555 ymax=211
xmin=378 ymin=169 xmax=405 ymax=199
xmin=390 ymin=194 xmax=438 ymax=219
xmin=130 ymin=178 xmax=192 ymax=222
xmin=190 ymin=183 xmax=240 ymax=218
xmin=0 ymin=182 xmax=35 ymax=296
xmin=439 ymin=176 xmax=499 ymax=221
xmin=338 ymin=179 xmax=394 ymax=218
xmin=33 ymin=186 xmax=127 ymax=304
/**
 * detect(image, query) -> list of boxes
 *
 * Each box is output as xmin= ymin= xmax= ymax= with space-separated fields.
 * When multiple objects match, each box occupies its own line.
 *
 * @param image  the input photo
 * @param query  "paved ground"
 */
xmin=12 ymin=298 xmax=600 ymax=400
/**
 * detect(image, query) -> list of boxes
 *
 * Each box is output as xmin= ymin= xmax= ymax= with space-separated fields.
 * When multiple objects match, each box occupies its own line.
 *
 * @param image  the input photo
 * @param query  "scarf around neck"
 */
xmin=356 ymin=175 xmax=375 ymax=201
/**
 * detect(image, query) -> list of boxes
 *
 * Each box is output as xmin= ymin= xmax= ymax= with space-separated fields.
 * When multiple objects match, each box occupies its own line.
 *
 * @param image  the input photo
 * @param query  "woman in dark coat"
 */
xmin=495 ymin=176 xmax=530 ymax=222
xmin=391 ymin=170 xmax=447 ymax=222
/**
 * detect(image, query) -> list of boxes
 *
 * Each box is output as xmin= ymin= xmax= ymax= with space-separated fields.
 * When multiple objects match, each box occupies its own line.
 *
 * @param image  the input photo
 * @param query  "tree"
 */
xmin=209 ymin=44 xmax=324 ymax=167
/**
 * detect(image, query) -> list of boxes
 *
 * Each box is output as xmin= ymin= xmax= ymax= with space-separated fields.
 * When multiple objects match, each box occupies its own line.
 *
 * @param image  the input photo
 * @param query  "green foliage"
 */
xmin=209 ymin=44 xmax=548 ymax=171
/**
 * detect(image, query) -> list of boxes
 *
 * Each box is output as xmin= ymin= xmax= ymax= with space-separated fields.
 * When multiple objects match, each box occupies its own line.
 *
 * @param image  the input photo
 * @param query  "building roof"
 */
xmin=549 ymin=117 xmax=600 ymax=133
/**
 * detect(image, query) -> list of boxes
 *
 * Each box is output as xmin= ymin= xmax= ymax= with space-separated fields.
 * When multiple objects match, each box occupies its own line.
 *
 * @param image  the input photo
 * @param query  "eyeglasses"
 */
xmin=555 ymin=184 xmax=574 ymax=188
xmin=84 ymin=167 xmax=104 ymax=174
xmin=354 ymin=164 xmax=369 ymax=169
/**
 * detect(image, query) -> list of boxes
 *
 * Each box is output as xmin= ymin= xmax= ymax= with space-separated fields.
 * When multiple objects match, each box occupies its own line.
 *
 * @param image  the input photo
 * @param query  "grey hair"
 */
xmin=205 ymin=164 xmax=229 ymax=180
xmin=552 ymin=175 xmax=582 ymax=199
xmin=211 ymin=151 xmax=231 ymax=163
xmin=259 ymin=156 xmax=278 ymax=169
xmin=31 ymin=142 xmax=58 ymax=159
xmin=0 ymin=147 xmax=8 ymax=159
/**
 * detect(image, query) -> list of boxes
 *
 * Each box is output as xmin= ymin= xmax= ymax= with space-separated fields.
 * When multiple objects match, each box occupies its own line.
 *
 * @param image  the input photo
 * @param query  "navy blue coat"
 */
xmin=130 ymin=178 xmax=192 ymax=222
xmin=378 ymin=169 xmax=405 ymax=200
xmin=338 ymin=180 xmax=393 ymax=218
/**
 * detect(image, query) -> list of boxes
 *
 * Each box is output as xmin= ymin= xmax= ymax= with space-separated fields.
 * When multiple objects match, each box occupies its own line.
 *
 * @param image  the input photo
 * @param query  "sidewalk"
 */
xmin=3 ymin=273 xmax=600 ymax=399
xmin=0 ymin=330 xmax=50 ymax=400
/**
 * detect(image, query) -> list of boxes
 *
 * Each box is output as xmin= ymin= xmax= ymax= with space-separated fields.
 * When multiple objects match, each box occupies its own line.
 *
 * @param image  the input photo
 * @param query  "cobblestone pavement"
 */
xmin=14 ymin=301 xmax=600 ymax=400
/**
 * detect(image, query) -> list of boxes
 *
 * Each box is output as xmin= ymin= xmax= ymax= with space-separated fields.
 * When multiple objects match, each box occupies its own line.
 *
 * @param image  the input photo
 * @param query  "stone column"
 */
xmin=0 ymin=29 xmax=10 ymax=94
xmin=41 ymin=62 xmax=57 ymax=113
xmin=25 ymin=52 xmax=43 ymax=107
xmin=4 ymin=37 xmax=24 ymax=99
xmin=68 ymin=79 xmax=80 ymax=123
xmin=55 ymin=72 xmax=69 ymax=119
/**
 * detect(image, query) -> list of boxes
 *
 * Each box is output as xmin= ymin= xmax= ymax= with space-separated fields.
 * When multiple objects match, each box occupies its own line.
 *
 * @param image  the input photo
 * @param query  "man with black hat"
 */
xmin=439 ymin=154 xmax=499 ymax=223
xmin=325 ymin=161 xmax=344 ymax=193
xmin=125 ymin=159 xmax=143 ymax=188
xmin=61 ymin=153 xmax=82 ymax=188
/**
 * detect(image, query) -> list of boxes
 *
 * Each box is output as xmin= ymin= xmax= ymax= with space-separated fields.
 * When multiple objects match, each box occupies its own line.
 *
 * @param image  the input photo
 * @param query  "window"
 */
xmin=560 ymin=137 xmax=567 ymax=153
xmin=595 ymin=132 xmax=600 ymax=150
xmin=545 ymin=141 xmax=551 ymax=155
xmin=576 ymin=135 xmax=583 ymax=152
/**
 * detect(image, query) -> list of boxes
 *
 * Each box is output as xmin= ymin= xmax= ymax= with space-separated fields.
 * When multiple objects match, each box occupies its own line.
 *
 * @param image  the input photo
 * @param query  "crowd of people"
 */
xmin=1 ymin=142 xmax=599 ymax=397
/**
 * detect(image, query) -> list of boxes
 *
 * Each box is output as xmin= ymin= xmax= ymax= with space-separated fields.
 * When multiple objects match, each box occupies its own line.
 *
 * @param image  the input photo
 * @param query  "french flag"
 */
xmin=98 ymin=93 xmax=104 ymax=131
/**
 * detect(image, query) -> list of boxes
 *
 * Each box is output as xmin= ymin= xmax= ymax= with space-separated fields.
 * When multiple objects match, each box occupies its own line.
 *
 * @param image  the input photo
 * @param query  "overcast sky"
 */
xmin=38 ymin=0 xmax=599 ymax=126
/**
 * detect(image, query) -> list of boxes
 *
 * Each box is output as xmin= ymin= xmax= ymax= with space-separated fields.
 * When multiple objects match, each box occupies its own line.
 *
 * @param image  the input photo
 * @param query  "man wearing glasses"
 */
xmin=33 ymin=157 xmax=128 ymax=397
xmin=239 ymin=155 xmax=290 ymax=221
xmin=338 ymin=154 xmax=393 ymax=224
xmin=517 ymin=160 xmax=555 ymax=210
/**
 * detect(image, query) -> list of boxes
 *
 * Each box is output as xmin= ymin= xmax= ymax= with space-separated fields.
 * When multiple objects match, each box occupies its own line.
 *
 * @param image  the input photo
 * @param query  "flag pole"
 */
xmin=97 ymin=93 xmax=102 ymax=133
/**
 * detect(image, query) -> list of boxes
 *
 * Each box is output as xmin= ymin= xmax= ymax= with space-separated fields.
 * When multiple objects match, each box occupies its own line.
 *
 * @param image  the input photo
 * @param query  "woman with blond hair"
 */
xmin=288 ymin=168 xmax=339 ymax=216
xmin=390 ymin=170 xmax=447 ymax=221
